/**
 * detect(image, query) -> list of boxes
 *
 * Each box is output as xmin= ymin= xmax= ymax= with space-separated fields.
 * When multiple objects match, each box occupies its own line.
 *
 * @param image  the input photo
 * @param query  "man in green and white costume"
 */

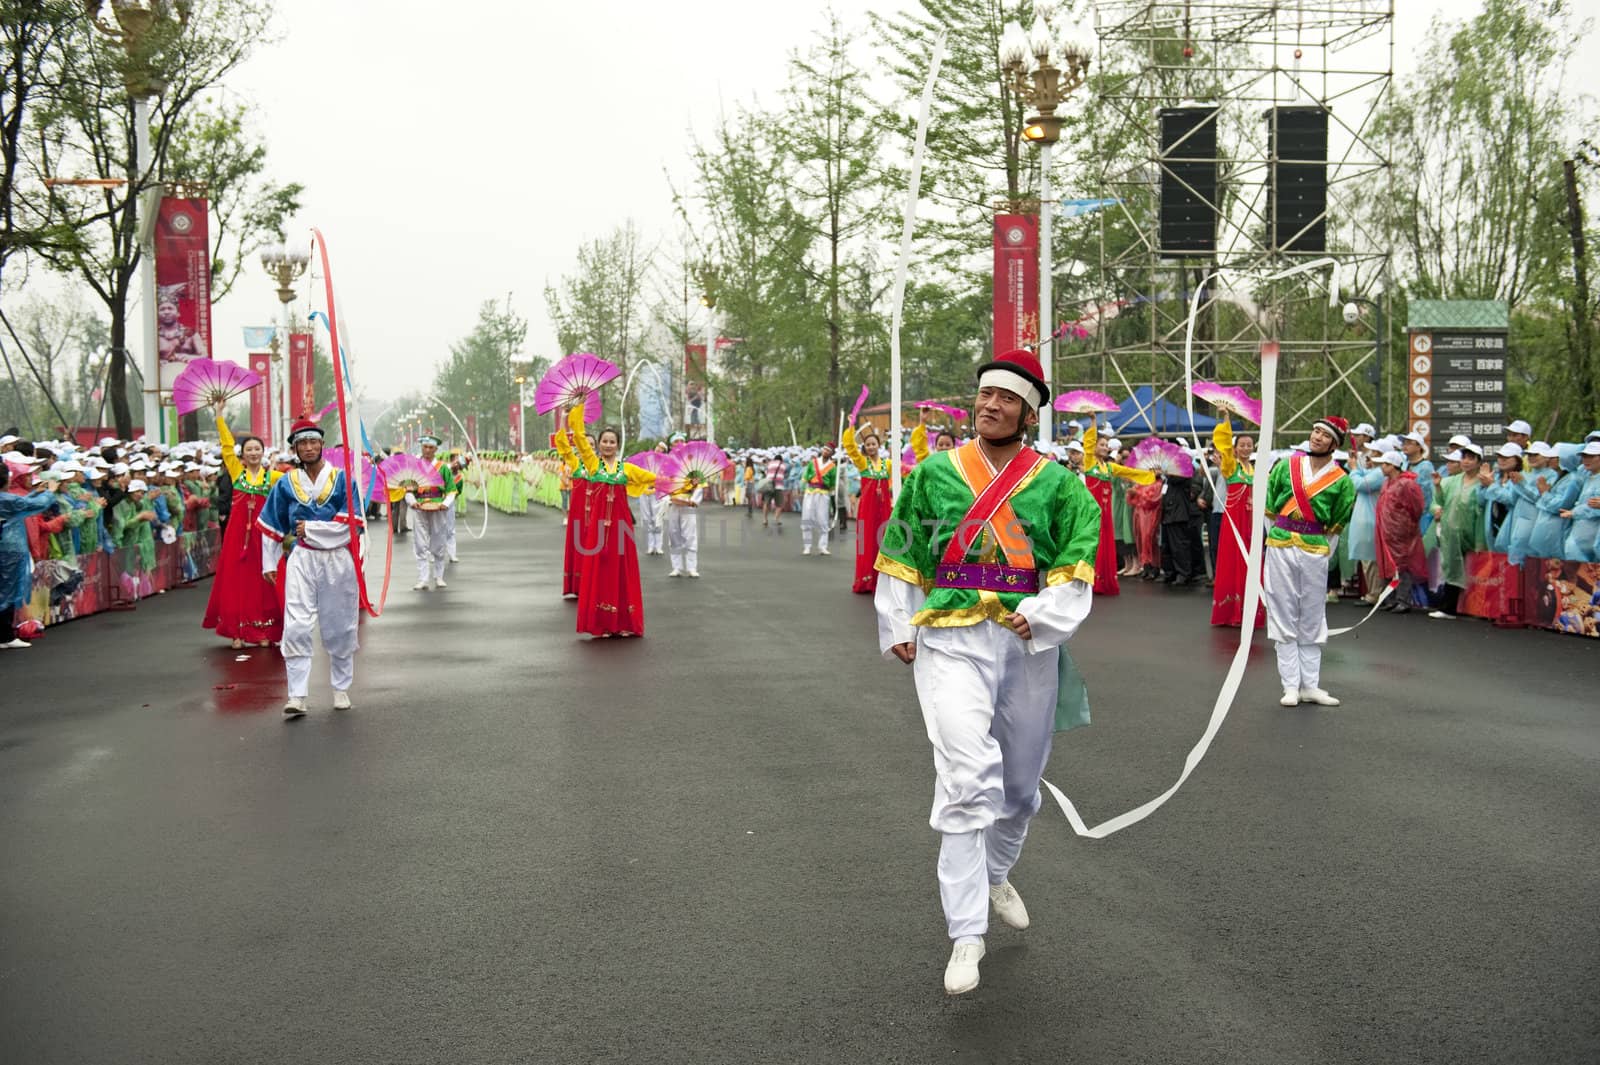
xmin=874 ymin=348 xmax=1101 ymax=996
xmin=410 ymin=435 xmax=459 ymax=591
xmin=1263 ymin=414 xmax=1357 ymax=707
xmin=800 ymin=444 xmax=838 ymax=556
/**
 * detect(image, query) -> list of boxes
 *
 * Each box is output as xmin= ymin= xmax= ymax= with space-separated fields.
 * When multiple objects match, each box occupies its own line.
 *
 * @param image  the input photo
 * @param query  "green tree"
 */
xmin=433 ymin=296 xmax=527 ymax=451
xmin=27 ymin=0 xmax=283 ymax=438
xmin=544 ymin=222 xmax=652 ymax=430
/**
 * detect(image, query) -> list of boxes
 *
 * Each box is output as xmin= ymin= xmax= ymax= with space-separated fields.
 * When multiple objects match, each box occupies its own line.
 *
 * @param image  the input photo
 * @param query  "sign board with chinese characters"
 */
xmin=1405 ymin=323 xmax=1508 ymax=458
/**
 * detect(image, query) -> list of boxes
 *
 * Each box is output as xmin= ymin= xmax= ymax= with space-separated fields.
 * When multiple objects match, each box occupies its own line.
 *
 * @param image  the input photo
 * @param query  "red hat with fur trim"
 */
xmin=976 ymin=349 xmax=1050 ymax=409
xmin=1312 ymin=415 xmax=1349 ymax=445
xmin=287 ymin=418 xmax=324 ymax=444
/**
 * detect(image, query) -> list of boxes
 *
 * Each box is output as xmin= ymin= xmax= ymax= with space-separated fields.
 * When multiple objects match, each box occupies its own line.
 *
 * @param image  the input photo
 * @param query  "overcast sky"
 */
xmin=201 ymin=0 xmax=1584 ymax=404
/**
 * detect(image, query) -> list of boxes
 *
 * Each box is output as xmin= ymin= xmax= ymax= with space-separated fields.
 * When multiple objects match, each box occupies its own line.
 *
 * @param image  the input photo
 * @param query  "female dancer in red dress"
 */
xmin=202 ymin=413 xmax=284 ymax=647
xmin=569 ymin=408 xmax=656 ymax=638
xmin=842 ymin=422 xmax=894 ymax=594
xmin=1079 ymin=424 xmax=1156 ymax=596
xmin=1209 ymin=420 xmax=1265 ymax=628
xmin=554 ymin=410 xmax=590 ymax=600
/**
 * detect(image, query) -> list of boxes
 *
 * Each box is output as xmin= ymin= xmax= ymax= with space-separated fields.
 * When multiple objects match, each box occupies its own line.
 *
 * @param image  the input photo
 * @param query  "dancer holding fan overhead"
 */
xmin=201 ymin=409 xmax=284 ymax=648
xmin=567 ymin=405 xmax=658 ymax=638
xmin=1192 ymin=381 xmax=1266 ymax=629
xmin=841 ymin=422 xmax=893 ymax=594
xmin=536 ymin=353 xmax=622 ymax=600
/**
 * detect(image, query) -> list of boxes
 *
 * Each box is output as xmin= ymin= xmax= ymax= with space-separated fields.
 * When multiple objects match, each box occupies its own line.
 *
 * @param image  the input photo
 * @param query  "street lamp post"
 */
xmin=259 ymin=240 xmax=311 ymax=448
xmin=1001 ymin=13 xmax=1091 ymax=446
xmin=514 ymin=375 xmax=528 ymax=453
xmin=694 ymin=262 xmax=719 ymax=446
xmin=87 ymin=1 xmax=191 ymax=442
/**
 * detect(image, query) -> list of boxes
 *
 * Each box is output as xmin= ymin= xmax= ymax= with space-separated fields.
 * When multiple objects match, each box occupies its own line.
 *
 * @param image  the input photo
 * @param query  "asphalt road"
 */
xmin=1 ymin=503 xmax=1596 ymax=1064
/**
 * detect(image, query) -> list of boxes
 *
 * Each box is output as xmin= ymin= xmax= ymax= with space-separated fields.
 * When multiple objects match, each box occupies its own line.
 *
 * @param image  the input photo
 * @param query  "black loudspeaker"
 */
xmin=1267 ymin=106 xmax=1328 ymax=252
xmin=1159 ymin=106 xmax=1219 ymax=254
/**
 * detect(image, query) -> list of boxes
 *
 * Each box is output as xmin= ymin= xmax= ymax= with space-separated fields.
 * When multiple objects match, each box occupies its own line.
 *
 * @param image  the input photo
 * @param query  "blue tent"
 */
xmin=1105 ymin=386 xmax=1219 ymax=436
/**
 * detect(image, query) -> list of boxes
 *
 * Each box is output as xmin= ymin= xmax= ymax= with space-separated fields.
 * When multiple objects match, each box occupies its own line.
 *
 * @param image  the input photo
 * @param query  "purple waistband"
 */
xmin=1274 ymin=515 xmax=1325 ymax=536
xmin=933 ymin=563 xmax=1039 ymax=593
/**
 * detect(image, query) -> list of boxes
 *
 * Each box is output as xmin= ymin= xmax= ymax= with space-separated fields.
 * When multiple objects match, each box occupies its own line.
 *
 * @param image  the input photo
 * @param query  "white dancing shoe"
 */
xmin=435 ymin=578 xmax=447 ymax=588
xmin=802 ymin=546 xmax=812 ymax=555
xmin=668 ymin=569 xmax=683 ymax=578
xmin=989 ymin=880 xmax=1030 ymax=930
xmin=283 ymin=697 xmax=306 ymax=717
xmin=944 ymin=938 xmax=985 ymax=995
xmin=449 ymin=556 xmax=459 ymax=563
xmin=819 ymin=547 xmax=831 ymax=555
xmin=2 ymin=638 xmax=31 ymax=649
xmin=413 ymin=582 xmax=429 ymax=591
xmin=333 ymin=691 xmax=352 ymax=711
xmin=1279 ymin=688 xmax=1301 ymax=707
xmin=1298 ymin=688 xmax=1341 ymax=706
xmin=687 ymin=570 xmax=700 ymax=578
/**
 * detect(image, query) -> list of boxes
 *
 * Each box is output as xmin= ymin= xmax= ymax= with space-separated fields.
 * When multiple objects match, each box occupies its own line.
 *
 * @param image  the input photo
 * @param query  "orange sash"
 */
xmin=943 ymin=441 xmax=1043 ymax=567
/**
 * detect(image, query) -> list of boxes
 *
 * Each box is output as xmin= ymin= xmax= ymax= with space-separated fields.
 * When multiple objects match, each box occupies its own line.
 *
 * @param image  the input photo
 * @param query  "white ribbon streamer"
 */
xmin=1041 ymin=342 xmax=1281 ymax=837
xmin=424 ymin=393 xmax=490 ymax=541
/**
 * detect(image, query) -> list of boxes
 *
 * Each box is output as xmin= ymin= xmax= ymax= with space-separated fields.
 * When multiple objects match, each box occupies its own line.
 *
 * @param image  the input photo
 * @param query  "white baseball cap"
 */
xmin=1445 ymin=449 xmax=1464 ymax=461
xmin=0 ymin=434 xmax=17 ymax=447
xmin=1496 ymin=442 xmax=1524 ymax=458
xmin=1351 ymin=423 xmax=1376 ymax=438
xmin=1581 ymin=441 xmax=1600 ymax=456
xmin=1379 ymin=451 xmax=1406 ymax=467
xmin=1459 ymin=441 xmax=1484 ymax=457
xmin=1402 ymin=432 xmax=1427 ymax=447
xmin=1448 ymin=434 xmax=1473 ymax=448
xmin=1527 ymin=441 xmax=1557 ymax=457
xmin=126 ymin=479 xmax=148 ymax=492
xmin=1504 ymin=420 xmax=1533 ymax=435
xmin=1066 ymin=441 xmax=1085 ymax=453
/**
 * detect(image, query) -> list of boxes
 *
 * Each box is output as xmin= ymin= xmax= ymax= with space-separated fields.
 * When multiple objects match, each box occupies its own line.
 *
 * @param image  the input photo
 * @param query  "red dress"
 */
xmin=1130 ymin=482 xmax=1163 ymax=569
xmin=202 ymin=474 xmax=284 ymax=642
xmin=1211 ymin=478 xmax=1265 ymax=628
xmin=1085 ymin=473 xmax=1120 ymax=596
xmin=853 ymin=471 xmax=893 ymax=594
xmin=575 ymin=470 xmax=644 ymax=636
xmin=562 ymin=474 xmax=590 ymax=599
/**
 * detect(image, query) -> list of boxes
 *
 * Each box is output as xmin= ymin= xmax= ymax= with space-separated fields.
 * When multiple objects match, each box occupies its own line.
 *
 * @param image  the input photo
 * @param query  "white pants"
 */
xmin=914 ymin=622 xmax=1058 ymax=940
xmin=413 ymin=508 xmax=449 ymax=582
xmin=1264 ymin=544 xmax=1329 ymax=691
xmin=281 ymin=547 xmax=360 ymax=697
xmin=665 ymin=504 xmax=698 ymax=572
xmin=444 ymin=503 xmax=458 ymax=560
xmin=635 ymin=495 xmax=664 ymax=554
xmin=801 ymin=491 xmax=830 ymax=551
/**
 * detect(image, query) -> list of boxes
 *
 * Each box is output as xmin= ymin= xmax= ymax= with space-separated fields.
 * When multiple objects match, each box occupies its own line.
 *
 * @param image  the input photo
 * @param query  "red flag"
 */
xmin=288 ymin=333 xmax=314 ymax=418
xmin=154 ymin=197 xmax=213 ymax=392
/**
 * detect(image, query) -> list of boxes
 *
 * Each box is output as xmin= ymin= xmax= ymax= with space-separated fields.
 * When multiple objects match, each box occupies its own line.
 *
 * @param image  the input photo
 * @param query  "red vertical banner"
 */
xmin=993 ymin=214 xmax=1039 ymax=358
xmin=247 ymin=351 xmax=273 ymax=445
xmin=509 ymin=401 xmax=522 ymax=451
xmin=466 ymin=413 xmax=478 ymax=447
xmin=287 ymin=333 xmax=314 ymax=419
xmin=154 ymin=197 xmax=213 ymax=392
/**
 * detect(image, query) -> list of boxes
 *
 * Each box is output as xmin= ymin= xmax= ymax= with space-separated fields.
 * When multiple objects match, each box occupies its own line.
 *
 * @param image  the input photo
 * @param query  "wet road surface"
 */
xmin=2 ymin=505 xmax=1596 ymax=1064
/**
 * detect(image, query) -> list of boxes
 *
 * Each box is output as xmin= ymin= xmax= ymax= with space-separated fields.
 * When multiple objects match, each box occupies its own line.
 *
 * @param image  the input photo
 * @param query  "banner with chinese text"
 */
xmin=993 ymin=214 xmax=1039 ymax=358
xmin=288 ymin=333 xmax=314 ymax=419
xmin=247 ymin=351 xmax=273 ymax=445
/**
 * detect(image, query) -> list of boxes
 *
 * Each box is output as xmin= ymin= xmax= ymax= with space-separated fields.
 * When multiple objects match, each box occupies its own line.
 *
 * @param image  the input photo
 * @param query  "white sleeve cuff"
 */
xmin=873 ymin=573 xmax=925 ymax=657
xmin=1016 ymin=580 xmax=1093 ymax=653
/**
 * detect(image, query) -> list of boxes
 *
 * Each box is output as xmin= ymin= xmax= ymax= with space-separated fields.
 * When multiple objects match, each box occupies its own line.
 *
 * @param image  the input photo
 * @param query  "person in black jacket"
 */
xmin=1159 ymin=469 xmax=1203 ymax=585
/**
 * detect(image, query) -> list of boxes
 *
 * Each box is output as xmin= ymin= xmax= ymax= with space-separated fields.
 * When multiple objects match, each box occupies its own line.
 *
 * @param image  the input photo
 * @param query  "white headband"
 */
xmin=977 ymin=368 xmax=1042 ymax=410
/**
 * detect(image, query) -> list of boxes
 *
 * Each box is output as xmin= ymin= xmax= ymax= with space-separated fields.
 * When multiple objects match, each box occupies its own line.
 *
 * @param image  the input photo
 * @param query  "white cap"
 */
xmin=110 ymin=462 xmax=131 ymax=475
xmin=126 ymin=478 xmax=148 ymax=492
xmin=1459 ymin=441 xmax=1484 ymax=457
xmin=1351 ymin=423 xmax=1376 ymax=438
xmin=1066 ymin=441 xmax=1085 ymax=453
xmin=1067 ymin=419 xmax=1082 ymax=429
xmin=86 ymin=467 xmax=105 ymax=480
xmin=1504 ymin=419 xmax=1532 ymax=435
xmin=1402 ymin=432 xmax=1427 ymax=447
xmin=0 ymin=434 xmax=17 ymax=446
xmin=1379 ymin=450 xmax=1406 ymax=467
xmin=1448 ymin=434 xmax=1472 ymax=448
xmin=98 ymin=436 xmax=119 ymax=447
xmin=1363 ymin=440 xmax=1385 ymax=452
xmin=1527 ymin=441 xmax=1556 ymax=456
xmin=1107 ymin=438 xmax=1122 ymax=451
xmin=1496 ymin=442 xmax=1524 ymax=458
xmin=1585 ymin=430 xmax=1600 ymax=442
xmin=1445 ymin=449 xmax=1464 ymax=461
xmin=1334 ymin=450 xmax=1349 ymax=462
xmin=1581 ymin=440 xmax=1600 ymax=456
